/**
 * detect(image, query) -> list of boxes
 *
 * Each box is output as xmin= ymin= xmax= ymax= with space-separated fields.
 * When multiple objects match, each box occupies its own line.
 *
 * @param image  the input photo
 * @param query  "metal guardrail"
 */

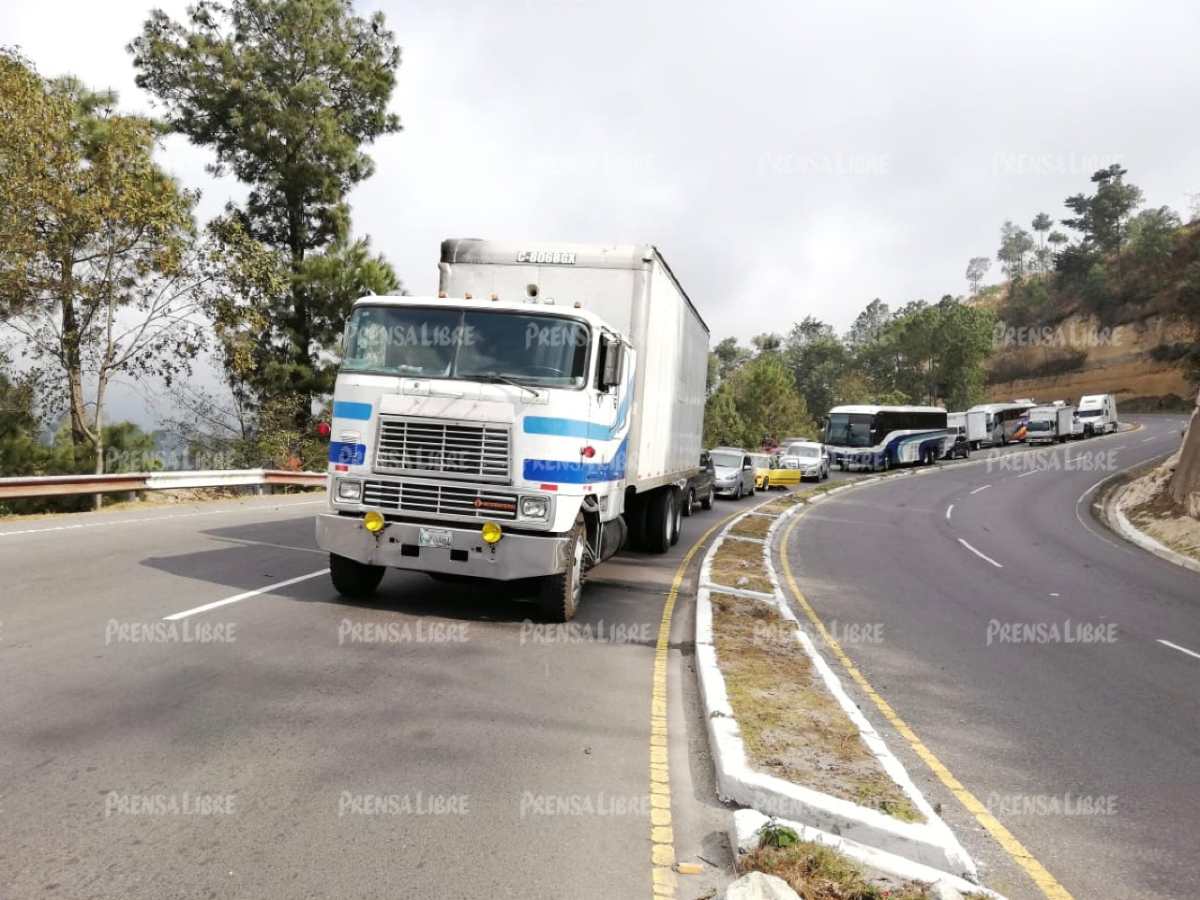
xmin=0 ymin=469 xmax=327 ymax=500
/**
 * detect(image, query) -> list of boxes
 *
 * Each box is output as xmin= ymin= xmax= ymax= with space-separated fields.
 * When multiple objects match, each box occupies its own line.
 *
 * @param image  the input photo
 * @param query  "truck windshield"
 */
xmin=342 ymin=305 xmax=590 ymax=388
xmin=1027 ymin=420 xmax=1052 ymax=430
xmin=1077 ymin=409 xmax=1101 ymax=418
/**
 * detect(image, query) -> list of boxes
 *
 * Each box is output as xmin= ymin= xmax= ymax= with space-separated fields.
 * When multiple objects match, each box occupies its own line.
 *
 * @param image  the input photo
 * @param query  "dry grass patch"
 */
xmin=730 ymin=513 xmax=775 ymax=540
xmin=1124 ymin=458 xmax=1200 ymax=563
xmin=711 ymin=593 xmax=921 ymax=823
xmin=710 ymin=538 xmax=773 ymax=593
xmin=741 ymin=839 xmax=984 ymax=900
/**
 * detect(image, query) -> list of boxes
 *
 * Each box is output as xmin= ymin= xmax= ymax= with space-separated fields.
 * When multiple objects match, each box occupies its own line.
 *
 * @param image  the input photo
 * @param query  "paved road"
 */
xmin=780 ymin=415 xmax=1198 ymax=900
xmin=0 ymin=487 xmax=794 ymax=899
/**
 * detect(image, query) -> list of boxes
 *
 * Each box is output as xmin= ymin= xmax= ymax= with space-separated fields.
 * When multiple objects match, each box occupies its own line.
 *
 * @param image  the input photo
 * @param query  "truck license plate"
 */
xmin=418 ymin=527 xmax=452 ymax=549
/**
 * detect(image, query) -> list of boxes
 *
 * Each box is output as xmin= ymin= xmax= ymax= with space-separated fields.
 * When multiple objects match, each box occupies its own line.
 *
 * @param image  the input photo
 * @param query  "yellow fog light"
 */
xmin=481 ymin=521 xmax=503 ymax=544
xmin=363 ymin=510 xmax=386 ymax=534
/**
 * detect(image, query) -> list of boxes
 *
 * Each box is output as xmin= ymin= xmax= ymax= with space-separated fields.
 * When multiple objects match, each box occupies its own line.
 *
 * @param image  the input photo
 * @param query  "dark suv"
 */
xmin=684 ymin=452 xmax=717 ymax=516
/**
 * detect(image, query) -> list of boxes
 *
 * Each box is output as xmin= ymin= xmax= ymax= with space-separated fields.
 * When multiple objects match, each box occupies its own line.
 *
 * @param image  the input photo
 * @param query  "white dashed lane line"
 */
xmin=957 ymin=538 xmax=1004 ymax=568
xmin=1158 ymin=639 xmax=1200 ymax=662
xmin=163 ymin=569 xmax=330 ymax=621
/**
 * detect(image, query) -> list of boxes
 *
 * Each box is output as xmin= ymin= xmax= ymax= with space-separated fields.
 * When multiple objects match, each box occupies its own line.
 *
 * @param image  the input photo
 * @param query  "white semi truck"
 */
xmin=1076 ymin=393 xmax=1119 ymax=436
xmin=315 ymin=240 xmax=709 ymax=621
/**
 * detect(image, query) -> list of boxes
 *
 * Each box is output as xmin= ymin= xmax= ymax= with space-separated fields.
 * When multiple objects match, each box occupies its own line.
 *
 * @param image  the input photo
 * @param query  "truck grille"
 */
xmin=374 ymin=417 xmax=510 ymax=483
xmin=362 ymin=480 xmax=518 ymax=520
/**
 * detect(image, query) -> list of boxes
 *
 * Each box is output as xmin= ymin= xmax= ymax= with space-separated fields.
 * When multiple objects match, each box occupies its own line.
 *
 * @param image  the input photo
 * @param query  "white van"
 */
xmin=1076 ymin=394 xmax=1118 ymax=436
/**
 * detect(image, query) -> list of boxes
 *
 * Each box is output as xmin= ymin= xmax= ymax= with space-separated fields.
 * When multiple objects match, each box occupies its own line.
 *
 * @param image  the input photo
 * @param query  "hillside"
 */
xmin=977 ymin=223 xmax=1200 ymax=410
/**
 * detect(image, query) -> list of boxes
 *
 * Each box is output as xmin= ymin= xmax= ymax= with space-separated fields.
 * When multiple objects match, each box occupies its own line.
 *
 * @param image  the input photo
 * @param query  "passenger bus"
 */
xmin=966 ymin=401 xmax=1036 ymax=445
xmin=823 ymin=405 xmax=954 ymax=472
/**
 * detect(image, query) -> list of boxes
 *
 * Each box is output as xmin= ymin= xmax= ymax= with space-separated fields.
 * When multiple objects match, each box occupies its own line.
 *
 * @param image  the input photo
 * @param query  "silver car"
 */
xmin=782 ymin=441 xmax=830 ymax=481
xmin=708 ymin=447 xmax=757 ymax=499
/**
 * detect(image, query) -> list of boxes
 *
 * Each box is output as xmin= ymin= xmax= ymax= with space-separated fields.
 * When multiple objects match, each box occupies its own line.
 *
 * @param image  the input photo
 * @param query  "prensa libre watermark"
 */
xmin=986 ymin=620 xmax=1118 ymax=647
xmin=105 ymin=619 xmax=236 ymax=645
xmin=518 ymin=792 xmax=652 ymax=817
xmin=337 ymin=619 xmax=469 ymax=645
xmin=518 ymin=619 xmax=653 ymax=645
xmin=337 ymin=792 xmax=470 ymax=816
xmin=104 ymin=791 xmax=236 ymax=817
xmin=986 ymin=449 xmax=1119 ymax=475
xmin=992 ymin=321 xmax=1117 ymax=349
xmin=752 ymin=620 xmax=884 ymax=646
xmin=986 ymin=792 xmax=1118 ymax=817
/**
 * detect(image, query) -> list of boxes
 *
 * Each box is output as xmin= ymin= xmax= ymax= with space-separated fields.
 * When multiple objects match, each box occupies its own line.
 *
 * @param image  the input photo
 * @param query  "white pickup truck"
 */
xmin=315 ymin=240 xmax=709 ymax=621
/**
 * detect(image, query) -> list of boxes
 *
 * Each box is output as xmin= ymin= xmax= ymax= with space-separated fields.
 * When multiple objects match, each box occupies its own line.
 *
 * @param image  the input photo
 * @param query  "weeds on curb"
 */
xmin=710 ymin=593 xmax=922 ymax=823
xmin=710 ymin=538 xmax=774 ymax=593
xmin=730 ymin=514 xmax=775 ymax=540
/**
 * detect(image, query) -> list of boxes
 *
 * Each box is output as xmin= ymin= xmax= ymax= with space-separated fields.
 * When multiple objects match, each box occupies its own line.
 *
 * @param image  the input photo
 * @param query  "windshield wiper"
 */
xmin=476 ymin=372 xmax=541 ymax=399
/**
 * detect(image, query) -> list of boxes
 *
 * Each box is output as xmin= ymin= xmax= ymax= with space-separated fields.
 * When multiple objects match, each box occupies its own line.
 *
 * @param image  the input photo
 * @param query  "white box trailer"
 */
xmin=1026 ymin=405 xmax=1075 ymax=444
xmin=439 ymin=239 xmax=709 ymax=492
xmin=948 ymin=410 xmax=988 ymax=449
xmin=316 ymin=239 xmax=709 ymax=623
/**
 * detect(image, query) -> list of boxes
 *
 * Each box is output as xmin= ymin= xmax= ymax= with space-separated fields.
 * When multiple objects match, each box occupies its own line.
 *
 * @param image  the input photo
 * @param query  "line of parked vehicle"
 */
xmin=821 ymin=393 xmax=1121 ymax=473
xmin=683 ymin=440 xmax=831 ymax=510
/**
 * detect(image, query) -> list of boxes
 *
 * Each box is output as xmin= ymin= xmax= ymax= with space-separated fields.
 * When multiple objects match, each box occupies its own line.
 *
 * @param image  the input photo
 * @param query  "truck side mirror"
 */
xmin=600 ymin=337 xmax=624 ymax=389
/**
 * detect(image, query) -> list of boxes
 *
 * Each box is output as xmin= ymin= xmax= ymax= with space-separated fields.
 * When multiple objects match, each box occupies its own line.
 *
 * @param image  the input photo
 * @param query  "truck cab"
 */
xmin=315 ymin=240 xmax=708 ymax=623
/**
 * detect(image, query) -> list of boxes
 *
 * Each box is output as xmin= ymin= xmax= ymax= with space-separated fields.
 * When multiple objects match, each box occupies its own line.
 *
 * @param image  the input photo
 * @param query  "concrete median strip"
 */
xmin=694 ymin=485 xmax=990 ymax=891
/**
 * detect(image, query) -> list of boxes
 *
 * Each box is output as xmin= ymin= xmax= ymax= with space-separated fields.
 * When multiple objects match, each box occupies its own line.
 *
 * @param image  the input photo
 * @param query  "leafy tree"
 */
xmin=702 ymin=381 xmax=743 ymax=448
xmin=965 ymin=257 xmax=991 ymax=295
xmin=783 ymin=317 xmax=849 ymax=421
xmin=750 ymin=332 xmax=783 ymax=354
xmin=997 ymin=220 xmax=1035 ymax=282
xmin=1031 ymin=212 xmax=1054 ymax=273
xmin=846 ymin=298 xmax=891 ymax=348
xmin=1127 ymin=206 xmax=1181 ymax=265
xmin=712 ymin=336 xmax=751 ymax=382
xmin=130 ymin=0 xmax=403 ymax=428
xmin=0 ymin=59 xmax=206 ymax=490
xmin=1062 ymin=165 xmax=1143 ymax=277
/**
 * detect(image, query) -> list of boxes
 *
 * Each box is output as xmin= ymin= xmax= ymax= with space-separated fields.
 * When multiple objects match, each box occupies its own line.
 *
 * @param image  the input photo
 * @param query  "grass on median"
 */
xmin=711 ymin=592 xmax=922 ymax=823
xmin=710 ymin=538 xmax=774 ymax=594
xmin=741 ymin=836 xmax=985 ymax=900
xmin=730 ymin=513 xmax=776 ymax=540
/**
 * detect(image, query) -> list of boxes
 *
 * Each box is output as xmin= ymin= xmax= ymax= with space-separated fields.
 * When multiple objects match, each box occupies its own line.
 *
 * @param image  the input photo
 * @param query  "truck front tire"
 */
xmin=329 ymin=553 xmax=385 ymax=599
xmin=700 ymin=485 xmax=714 ymax=510
xmin=538 ymin=515 xmax=585 ymax=622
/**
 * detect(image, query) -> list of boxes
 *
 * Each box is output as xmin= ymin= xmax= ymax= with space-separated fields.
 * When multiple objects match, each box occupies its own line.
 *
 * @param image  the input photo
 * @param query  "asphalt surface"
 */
xmin=0 ymin=487 xmax=793 ymax=899
xmin=780 ymin=415 xmax=1198 ymax=900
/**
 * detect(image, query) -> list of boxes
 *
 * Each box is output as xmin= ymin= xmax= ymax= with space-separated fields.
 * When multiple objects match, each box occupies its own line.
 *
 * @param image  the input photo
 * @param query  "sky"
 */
xmin=5 ymin=0 xmax=1200 ymax=427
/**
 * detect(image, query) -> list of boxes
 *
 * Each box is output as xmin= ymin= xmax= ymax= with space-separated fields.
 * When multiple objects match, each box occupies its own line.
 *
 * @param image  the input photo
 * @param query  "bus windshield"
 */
xmin=825 ymin=413 xmax=874 ymax=448
xmin=342 ymin=305 xmax=590 ymax=388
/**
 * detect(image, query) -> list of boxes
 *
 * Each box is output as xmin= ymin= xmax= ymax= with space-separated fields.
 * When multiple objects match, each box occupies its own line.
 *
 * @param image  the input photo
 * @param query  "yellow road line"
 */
xmin=650 ymin=506 xmax=746 ymax=898
xmin=778 ymin=513 xmax=1074 ymax=900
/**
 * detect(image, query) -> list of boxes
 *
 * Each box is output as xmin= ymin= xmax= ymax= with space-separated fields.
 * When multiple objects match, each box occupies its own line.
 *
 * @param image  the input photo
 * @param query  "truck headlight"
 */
xmin=336 ymin=478 xmax=362 ymax=502
xmin=520 ymin=496 xmax=550 ymax=520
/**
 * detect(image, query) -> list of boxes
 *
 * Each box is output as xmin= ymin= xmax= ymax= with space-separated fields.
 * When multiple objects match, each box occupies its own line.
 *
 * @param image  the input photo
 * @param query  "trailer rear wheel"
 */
xmin=670 ymin=492 xmax=683 ymax=546
xmin=538 ymin=515 xmax=584 ymax=622
xmin=644 ymin=488 xmax=676 ymax=554
xmin=329 ymin=553 xmax=385 ymax=599
xmin=624 ymin=497 xmax=649 ymax=550
xmin=682 ymin=487 xmax=696 ymax=518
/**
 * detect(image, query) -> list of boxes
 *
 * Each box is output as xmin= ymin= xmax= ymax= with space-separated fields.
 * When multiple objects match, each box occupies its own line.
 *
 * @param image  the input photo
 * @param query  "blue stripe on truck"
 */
xmin=328 ymin=441 xmax=366 ymax=465
xmin=332 ymin=401 xmax=373 ymax=421
xmin=523 ymin=438 xmax=628 ymax=483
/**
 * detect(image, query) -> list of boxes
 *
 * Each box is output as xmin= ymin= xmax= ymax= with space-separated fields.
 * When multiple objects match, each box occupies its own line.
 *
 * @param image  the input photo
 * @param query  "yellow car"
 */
xmin=749 ymin=453 xmax=803 ymax=491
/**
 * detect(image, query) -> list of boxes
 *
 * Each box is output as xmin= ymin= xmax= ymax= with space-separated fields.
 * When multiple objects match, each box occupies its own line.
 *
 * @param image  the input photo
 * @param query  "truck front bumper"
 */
xmin=315 ymin=513 xmax=569 ymax=581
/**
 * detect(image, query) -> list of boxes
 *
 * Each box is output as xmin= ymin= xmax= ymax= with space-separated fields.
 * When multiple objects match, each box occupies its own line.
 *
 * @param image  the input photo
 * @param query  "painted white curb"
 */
xmin=1110 ymin=478 xmax=1200 ymax=576
xmin=729 ymin=809 xmax=1004 ymax=899
xmin=695 ymin=485 xmax=980 ymax=881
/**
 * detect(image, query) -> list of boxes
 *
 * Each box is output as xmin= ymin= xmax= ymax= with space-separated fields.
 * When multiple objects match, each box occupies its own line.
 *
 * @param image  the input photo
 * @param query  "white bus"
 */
xmin=966 ymin=401 xmax=1036 ymax=445
xmin=823 ymin=405 xmax=954 ymax=472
